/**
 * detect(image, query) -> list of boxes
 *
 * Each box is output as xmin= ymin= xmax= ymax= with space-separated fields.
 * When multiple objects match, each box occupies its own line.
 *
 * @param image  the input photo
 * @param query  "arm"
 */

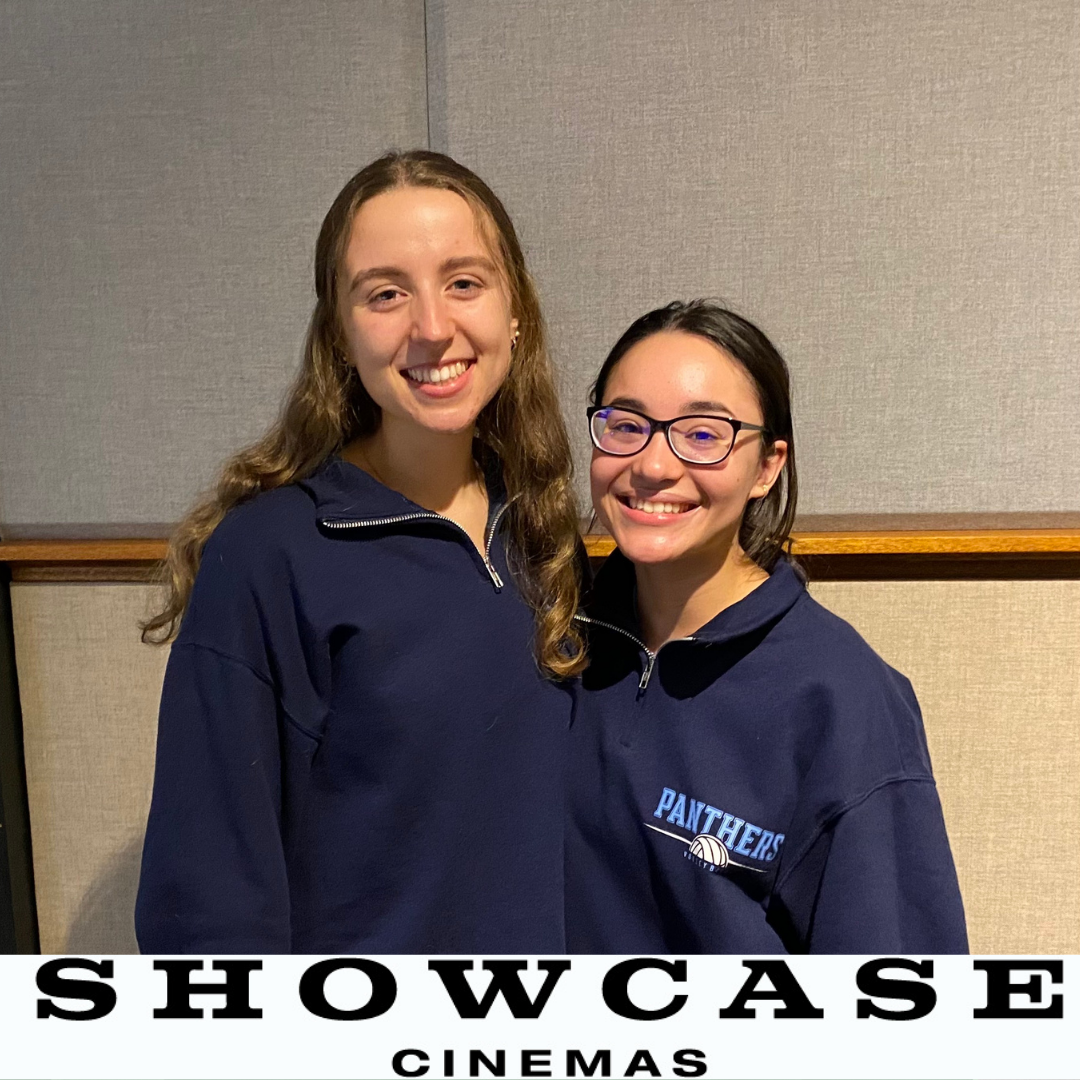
xmin=772 ymin=778 xmax=968 ymax=954
xmin=135 ymin=643 xmax=298 ymax=953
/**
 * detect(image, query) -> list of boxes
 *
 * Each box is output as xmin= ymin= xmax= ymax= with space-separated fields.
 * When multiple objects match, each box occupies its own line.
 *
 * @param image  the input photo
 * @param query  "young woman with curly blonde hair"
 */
xmin=136 ymin=151 xmax=585 ymax=953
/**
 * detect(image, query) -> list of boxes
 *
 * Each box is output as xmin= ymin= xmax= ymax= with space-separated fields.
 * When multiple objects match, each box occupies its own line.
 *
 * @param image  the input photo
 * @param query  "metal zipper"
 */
xmin=576 ymin=614 xmax=656 ymax=690
xmin=482 ymin=502 xmax=509 ymax=589
xmin=323 ymin=504 xmax=508 ymax=591
xmin=574 ymin=614 xmax=697 ymax=691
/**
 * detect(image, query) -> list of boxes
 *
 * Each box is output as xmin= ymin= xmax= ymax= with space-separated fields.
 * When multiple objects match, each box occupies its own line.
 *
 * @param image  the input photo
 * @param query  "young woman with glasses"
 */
xmin=567 ymin=300 xmax=967 ymax=953
xmin=135 ymin=151 xmax=586 ymax=953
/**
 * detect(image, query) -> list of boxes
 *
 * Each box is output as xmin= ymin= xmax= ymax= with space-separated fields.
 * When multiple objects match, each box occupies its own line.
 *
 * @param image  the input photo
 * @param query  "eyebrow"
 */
xmin=348 ymin=255 xmax=499 ymax=295
xmin=606 ymin=396 xmax=649 ymax=412
xmin=605 ymin=396 xmax=736 ymax=416
xmin=683 ymin=399 xmax=735 ymax=415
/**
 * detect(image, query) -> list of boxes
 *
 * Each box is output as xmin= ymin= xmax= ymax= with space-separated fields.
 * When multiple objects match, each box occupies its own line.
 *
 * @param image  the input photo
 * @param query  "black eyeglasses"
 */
xmin=587 ymin=405 xmax=768 ymax=466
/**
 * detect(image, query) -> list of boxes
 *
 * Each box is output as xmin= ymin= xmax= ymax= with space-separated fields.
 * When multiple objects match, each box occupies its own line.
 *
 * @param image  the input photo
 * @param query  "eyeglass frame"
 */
xmin=586 ymin=404 xmax=770 ymax=466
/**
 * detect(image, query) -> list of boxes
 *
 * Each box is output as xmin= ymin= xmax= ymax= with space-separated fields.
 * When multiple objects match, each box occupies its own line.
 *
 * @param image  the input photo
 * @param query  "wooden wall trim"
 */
xmin=0 ymin=541 xmax=165 ymax=583
xmin=0 ymin=540 xmax=164 ymax=562
xmin=3 ymin=530 xmax=1080 ymax=582
xmin=5 ymin=529 xmax=1080 ymax=563
xmin=584 ymin=530 xmax=1080 ymax=559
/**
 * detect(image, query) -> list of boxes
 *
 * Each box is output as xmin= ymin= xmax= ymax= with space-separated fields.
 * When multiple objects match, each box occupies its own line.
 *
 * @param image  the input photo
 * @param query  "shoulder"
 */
xmin=203 ymin=482 xmax=319 ymax=568
xmin=774 ymin=590 xmax=931 ymax=778
xmin=178 ymin=482 xmax=322 ymax=652
xmin=782 ymin=589 xmax=912 ymax=692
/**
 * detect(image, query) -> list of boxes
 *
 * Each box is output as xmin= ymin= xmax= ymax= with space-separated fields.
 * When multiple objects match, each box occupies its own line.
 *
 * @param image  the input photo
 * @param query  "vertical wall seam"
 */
xmin=423 ymin=0 xmax=431 ymax=150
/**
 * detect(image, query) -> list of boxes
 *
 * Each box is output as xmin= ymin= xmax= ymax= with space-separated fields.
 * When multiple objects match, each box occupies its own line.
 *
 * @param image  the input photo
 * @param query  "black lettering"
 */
xmin=392 ymin=1049 xmax=429 ymax=1077
xmin=672 ymin=1049 xmax=707 ymax=1078
xmin=444 ymin=1049 xmax=455 ymax=1077
xmin=567 ymin=1049 xmax=611 ymax=1077
xmin=623 ymin=1050 xmax=661 ymax=1078
xmin=153 ymin=959 xmax=261 ymax=1019
xmin=469 ymin=1049 xmax=505 ymax=1077
xmin=522 ymin=1049 xmax=552 ymax=1077
xmin=36 ymin=959 xmax=116 ymax=1021
xmin=429 ymin=960 xmax=570 ymax=1019
xmin=856 ymin=958 xmax=936 ymax=1020
xmin=717 ymin=960 xmax=824 ymax=1019
xmin=602 ymin=958 xmax=687 ymax=1020
xmin=974 ymin=960 xmax=1063 ymax=1019
xmin=299 ymin=958 xmax=397 ymax=1020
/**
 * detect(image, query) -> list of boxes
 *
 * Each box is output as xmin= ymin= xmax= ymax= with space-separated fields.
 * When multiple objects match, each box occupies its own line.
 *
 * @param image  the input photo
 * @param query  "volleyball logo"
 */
xmin=644 ymin=822 xmax=764 ymax=875
xmin=688 ymin=833 xmax=729 ymax=869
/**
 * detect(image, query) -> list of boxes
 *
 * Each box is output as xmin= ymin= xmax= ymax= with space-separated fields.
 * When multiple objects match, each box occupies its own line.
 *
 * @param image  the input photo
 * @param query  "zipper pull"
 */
xmin=483 ymin=503 xmax=508 ymax=592
xmin=638 ymin=651 xmax=656 ymax=691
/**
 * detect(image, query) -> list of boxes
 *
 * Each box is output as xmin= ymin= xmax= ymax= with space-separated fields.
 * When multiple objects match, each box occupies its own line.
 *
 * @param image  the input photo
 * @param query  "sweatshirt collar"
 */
xmin=586 ymin=547 xmax=805 ymax=649
xmin=299 ymin=450 xmax=507 ymax=526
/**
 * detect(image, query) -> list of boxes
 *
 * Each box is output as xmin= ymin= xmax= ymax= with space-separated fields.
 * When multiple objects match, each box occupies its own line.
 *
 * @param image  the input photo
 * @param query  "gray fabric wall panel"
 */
xmin=0 ymin=1 xmax=427 ymax=537
xmin=429 ymin=0 xmax=1080 ymax=513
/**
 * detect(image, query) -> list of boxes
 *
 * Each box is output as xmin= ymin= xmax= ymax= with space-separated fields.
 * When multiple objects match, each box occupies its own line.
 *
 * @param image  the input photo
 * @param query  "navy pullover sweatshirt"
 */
xmin=566 ymin=551 xmax=967 ymax=954
xmin=136 ymin=456 xmax=570 ymax=954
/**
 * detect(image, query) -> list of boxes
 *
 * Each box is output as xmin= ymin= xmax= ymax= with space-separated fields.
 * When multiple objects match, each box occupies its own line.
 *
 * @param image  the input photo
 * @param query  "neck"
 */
xmin=634 ymin=528 xmax=767 ymax=652
xmin=343 ymin=417 xmax=481 ymax=514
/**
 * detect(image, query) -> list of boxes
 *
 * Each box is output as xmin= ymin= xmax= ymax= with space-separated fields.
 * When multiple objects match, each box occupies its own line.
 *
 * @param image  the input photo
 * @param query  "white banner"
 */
xmin=0 ymin=955 xmax=1073 ymax=1080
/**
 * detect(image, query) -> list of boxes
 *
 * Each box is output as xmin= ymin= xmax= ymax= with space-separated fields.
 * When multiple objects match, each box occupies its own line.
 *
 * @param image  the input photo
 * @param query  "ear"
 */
xmin=752 ymin=439 xmax=788 ymax=499
xmin=510 ymin=316 xmax=520 ymax=337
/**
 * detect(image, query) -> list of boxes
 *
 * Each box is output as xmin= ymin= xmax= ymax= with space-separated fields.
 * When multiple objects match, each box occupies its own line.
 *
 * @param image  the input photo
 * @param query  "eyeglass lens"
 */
xmin=591 ymin=408 xmax=736 ymax=463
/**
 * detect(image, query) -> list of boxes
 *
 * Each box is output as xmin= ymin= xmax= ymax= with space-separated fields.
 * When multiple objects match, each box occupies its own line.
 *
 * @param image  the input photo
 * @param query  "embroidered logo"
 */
xmin=645 ymin=786 xmax=784 ymax=875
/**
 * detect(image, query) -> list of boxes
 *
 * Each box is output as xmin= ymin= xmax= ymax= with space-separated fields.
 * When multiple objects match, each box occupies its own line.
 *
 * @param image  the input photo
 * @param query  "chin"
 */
xmin=610 ymin=529 xmax=691 ymax=567
xmin=404 ymin=401 xmax=485 ymax=435
xmin=419 ymin=415 xmax=481 ymax=435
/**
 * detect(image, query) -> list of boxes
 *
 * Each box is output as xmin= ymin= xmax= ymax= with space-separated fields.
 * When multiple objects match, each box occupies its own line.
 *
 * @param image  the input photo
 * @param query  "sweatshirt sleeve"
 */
xmin=135 ymin=642 xmax=295 ymax=954
xmin=773 ymin=778 xmax=969 ymax=954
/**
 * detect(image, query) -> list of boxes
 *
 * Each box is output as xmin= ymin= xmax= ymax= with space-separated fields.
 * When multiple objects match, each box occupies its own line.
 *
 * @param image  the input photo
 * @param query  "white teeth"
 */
xmin=405 ymin=360 xmax=469 ymax=384
xmin=627 ymin=498 xmax=693 ymax=515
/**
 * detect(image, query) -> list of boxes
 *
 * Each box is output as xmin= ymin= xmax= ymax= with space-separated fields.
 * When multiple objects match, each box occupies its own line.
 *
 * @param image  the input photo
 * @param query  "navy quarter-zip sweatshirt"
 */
xmin=566 ymin=551 xmax=967 ymax=954
xmin=136 ymin=456 xmax=571 ymax=954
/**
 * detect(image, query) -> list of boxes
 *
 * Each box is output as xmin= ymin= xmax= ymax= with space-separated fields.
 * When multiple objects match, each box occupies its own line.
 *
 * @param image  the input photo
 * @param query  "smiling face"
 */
xmin=591 ymin=330 xmax=788 ymax=568
xmin=337 ymin=186 xmax=518 ymax=437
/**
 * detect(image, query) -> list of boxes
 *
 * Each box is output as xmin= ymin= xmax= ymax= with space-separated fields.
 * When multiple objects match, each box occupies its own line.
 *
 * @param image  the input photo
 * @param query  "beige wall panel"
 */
xmin=811 ymin=580 xmax=1080 ymax=954
xmin=11 ymin=579 xmax=1079 ymax=953
xmin=10 ymin=584 xmax=165 ymax=954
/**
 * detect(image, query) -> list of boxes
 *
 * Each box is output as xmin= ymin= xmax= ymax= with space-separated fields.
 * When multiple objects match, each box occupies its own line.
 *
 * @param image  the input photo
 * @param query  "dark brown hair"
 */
xmin=590 ymin=299 xmax=797 ymax=571
xmin=144 ymin=150 xmax=585 ymax=677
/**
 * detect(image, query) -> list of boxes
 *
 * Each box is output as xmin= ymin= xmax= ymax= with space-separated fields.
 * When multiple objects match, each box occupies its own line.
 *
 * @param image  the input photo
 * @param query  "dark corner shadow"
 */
xmin=64 ymin=834 xmax=144 ymax=955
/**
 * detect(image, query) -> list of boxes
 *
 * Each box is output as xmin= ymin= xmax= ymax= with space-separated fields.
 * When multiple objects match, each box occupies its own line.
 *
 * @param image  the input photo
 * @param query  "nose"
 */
xmin=630 ymin=427 xmax=683 ymax=485
xmin=410 ymin=290 xmax=454 ymax=349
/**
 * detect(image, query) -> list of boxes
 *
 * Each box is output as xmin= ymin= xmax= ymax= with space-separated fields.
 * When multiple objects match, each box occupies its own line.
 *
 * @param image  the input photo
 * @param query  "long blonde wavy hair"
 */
xmin=143 ymin=150 xmax=586 ymax=678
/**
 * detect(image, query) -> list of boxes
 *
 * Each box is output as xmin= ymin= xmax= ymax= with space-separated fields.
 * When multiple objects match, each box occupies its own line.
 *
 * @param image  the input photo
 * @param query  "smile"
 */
xmin=403 ymin=359 xmax=473 ymax=384
xmin=620 ymin=496 xmax=697 ymax=515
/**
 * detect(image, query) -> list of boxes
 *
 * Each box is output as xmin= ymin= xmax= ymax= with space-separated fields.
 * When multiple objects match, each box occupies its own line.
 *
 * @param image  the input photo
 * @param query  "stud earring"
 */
xmin=510 ymin=330 xmax=520 ymax=353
